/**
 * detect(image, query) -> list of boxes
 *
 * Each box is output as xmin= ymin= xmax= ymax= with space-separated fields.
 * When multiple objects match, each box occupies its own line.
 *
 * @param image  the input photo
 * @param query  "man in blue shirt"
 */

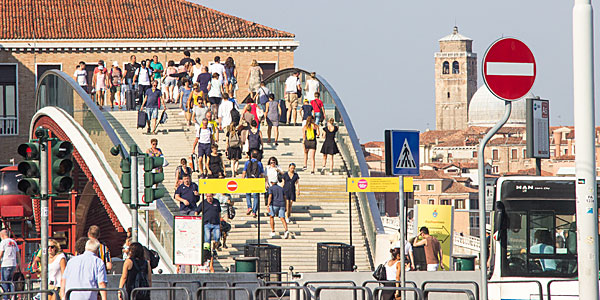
xmin=174 ymin=175 xmax=199 ymax=215
xmin=140 ymin=80 xmax=166 ymax=134
xmin=200 ymin=193 xmax=221 ymax=249
xmin=61 ymin=239 xmax=107 ymax=300
xmin=267 ymin=179 xmax=289 ymax=239
xmin=242 ymin=150 xmax=264 ymax=217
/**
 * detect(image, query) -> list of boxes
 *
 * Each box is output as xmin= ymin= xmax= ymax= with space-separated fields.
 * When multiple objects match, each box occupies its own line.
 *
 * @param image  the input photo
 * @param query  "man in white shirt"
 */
xmin=74 ymin=61 xmax=88 ymax=93
xmin=208 ymin=56 xmax=226 ymax=86
xmin=134 ymin=60 xmax=153 ymax=108
xmin=192 ymin=118 xmax=214 ymax=178
xmin=217 ymin=94 xmax=235 ymax=130
xmin=0 ymin=229 xmax=20 ymax=298
xmin=284 ymin=70 xmax=301 ymax=125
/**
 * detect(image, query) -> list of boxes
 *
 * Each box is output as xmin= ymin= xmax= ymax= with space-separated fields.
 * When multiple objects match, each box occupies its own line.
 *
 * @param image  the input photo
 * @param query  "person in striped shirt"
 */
xmin=87 ymin=225 xmax=112 ymax=272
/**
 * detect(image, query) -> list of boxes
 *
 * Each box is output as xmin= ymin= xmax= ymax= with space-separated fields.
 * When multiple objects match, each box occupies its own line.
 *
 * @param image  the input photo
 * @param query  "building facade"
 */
xmin=0 ymin=0 xmax=298 ymax=164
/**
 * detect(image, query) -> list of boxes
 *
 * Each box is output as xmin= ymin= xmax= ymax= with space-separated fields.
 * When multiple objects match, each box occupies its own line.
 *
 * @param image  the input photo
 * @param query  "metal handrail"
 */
xmin=35 ymin=69 xmax=130 ymax=159
xmin=421 ymin=280 xmax=479 ymax=300
xmin=0 ymin=281 xmax=16 ymax=293
xmin=131 ymin=287 xmax=190 ymax=300
xmin=303 ymin=280 xmax=357 ymax=287
xmin=424 ymin=288 xmax=475 ymax=300
xmin=374 ymin=286 xmax=425 ymax=300
xmin=362 ymin=280 xmax=418 ymax=299
xmin=254 ymin=286 xmax=310 ymax=300
xmin=232 ymin=281 xmax=264 ymax=287
xmin=313 ymin=285 xmax=372 ymax=300
xmin=65 ymin=287 xmax=127 ymax=300
xmin=0 ymin=289 xmax=58 ymax=300
xmin=547 ymin=279 xmax=578 ymax=300
xmin=201 ymin=281 xmax=231 ymax=287
xmin=488 ymin=280 xmax=543 ymax=300
xmin=196 ymin=287 xmax=251 ymax=300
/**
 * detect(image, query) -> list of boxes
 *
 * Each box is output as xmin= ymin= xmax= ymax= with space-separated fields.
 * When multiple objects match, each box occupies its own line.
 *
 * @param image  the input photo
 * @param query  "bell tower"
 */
xmin=435 ymin=26 xmax=478 ymax=130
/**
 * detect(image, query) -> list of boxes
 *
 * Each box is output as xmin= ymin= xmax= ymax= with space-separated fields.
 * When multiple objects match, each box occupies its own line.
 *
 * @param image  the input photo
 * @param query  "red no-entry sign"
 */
xmin=226 ymin=180 xmax=238 ymax=192
xmin=483 ymin=38 xmax=536 ymax=101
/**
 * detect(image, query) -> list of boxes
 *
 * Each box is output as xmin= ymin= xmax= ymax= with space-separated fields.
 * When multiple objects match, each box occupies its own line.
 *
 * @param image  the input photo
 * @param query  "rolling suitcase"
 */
xmin=190 ymin=153 xmax=199 ymax=173
xmin=137 ymin=110 xmax=147 ymax=129
xmin=125 ymin=89 xmax=135 ymax=111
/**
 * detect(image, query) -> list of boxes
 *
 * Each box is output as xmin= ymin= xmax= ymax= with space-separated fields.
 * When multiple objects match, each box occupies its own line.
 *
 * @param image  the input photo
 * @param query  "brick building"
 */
xmin=0 ymin=0 xmax=298 ymax=164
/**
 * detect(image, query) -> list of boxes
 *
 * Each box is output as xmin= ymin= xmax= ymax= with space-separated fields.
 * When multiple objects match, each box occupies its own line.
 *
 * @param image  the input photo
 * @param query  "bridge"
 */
xmin=32 ymin=68 xmax=385 ymax=273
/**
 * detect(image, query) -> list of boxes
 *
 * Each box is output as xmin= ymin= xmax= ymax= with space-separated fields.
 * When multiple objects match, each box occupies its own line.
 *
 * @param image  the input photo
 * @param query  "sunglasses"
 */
xmin=49 ymin=245 xmax=56 ymax=249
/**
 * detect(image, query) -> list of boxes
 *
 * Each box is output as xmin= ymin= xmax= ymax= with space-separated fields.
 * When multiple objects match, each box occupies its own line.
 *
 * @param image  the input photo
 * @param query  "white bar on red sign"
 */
xmin=486 ymin=62 xmax=534 ymax=76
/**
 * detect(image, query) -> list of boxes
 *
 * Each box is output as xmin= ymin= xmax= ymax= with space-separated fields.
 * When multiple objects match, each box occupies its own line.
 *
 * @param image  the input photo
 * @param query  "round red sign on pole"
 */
xmin=227 ymin=180 xmax=238 ymax=192
xmin=357 ymin=179 xmax=368 ymax=190
xmin=482 ymin=37 xmax=536 ymax=101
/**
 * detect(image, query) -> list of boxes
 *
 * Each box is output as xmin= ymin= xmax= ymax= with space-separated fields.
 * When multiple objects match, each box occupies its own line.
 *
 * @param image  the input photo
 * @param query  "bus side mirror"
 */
xmin=495 ymin=202 xmax=509 ymax=248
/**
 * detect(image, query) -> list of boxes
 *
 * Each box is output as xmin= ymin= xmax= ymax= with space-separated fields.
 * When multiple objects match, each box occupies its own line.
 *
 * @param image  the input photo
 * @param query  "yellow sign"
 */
xmin=415 ymin=204 xmax=454 ymax=270
xmin=404 ymin=177 xmax=413 ymax=192
xmin=346 ymin=177 xmax=399 ymax=192
xmin=198 ymin=178 xmax=265 ymax=194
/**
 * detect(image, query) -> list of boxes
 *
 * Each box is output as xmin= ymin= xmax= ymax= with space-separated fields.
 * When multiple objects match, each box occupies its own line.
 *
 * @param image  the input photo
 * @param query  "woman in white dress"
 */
xmin=48 ymin=239 xmax=66 ymax=300
xmin=304 ymin=72 xmax=320 ymax=101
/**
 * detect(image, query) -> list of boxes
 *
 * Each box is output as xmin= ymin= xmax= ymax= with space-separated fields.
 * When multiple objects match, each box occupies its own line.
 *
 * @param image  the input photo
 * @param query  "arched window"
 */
xmin=442 ymin=61 xmax=449 ymax=74
xmin=452 ymin=61 xmax=460 ymax=74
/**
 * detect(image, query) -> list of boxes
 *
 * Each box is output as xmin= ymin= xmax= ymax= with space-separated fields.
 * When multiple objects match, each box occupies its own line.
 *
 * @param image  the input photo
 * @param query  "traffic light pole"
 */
xmin=130 ymin=145 xmax=139 ymax=243
xmin=39 ymin=140 xmax=49 ymax=300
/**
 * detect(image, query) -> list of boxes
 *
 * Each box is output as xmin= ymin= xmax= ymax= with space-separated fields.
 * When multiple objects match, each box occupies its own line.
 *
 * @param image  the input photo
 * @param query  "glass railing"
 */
xmin=35 ymin=70 xmax=174 ymax=264
xmin=263 ymin=68 xmax=385 ymax=265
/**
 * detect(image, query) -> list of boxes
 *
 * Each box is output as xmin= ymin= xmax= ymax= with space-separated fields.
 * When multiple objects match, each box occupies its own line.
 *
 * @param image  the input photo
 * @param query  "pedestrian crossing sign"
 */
xmin=385 ymin=130 xmax=420 ymax=176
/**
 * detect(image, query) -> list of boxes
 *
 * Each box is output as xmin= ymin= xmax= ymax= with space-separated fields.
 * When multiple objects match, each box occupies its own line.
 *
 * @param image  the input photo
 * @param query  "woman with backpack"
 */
xmin=226 ymin=124 xmax=242 ymax=176
xmin=119 ymin=242 xmax=152 ymax=300
xmin=224 ymin=57 xmax=238 ymax=96
xmin=174 ymin=158 xmax=192 ymax=190
xmin=302 ymin=115 xmax=320 ymax=174
xmin=265 ymin=94 xmax=281 ymax=145
xmin=245 ymin=119 xmax=263 ymax=159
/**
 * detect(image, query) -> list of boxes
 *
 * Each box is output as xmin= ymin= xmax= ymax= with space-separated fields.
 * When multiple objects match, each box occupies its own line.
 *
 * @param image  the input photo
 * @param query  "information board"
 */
xmin=173 ymin=215 xmax=203 ymax=265
xmin=414 ymin=204 xmax=454 ymax=270
xmin=526 ymin=98 xmax=550 ymax=158
xmin=198 ymin=178 xmax=266 ymax=194
xmin=346 ymin=177 xmax=399 ymax=193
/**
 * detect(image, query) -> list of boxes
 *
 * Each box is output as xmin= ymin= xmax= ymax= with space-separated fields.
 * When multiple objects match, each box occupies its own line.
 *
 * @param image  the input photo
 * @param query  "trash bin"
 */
xmin=245 ymin=243 xmax=281 ymax=280
xmin=317 ymin=242 xmax=355 ymax=272
xmin=452 ymin=254 xmax=477 ymax=271
xmin=234 ymin=257 xmax=258 ymax=272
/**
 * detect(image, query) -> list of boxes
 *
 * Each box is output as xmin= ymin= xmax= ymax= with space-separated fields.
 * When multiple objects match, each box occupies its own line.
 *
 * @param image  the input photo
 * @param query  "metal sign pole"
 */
xmin=130 ymin=146 xmax=138 ymax=243
xmin=573 ymin=1 xmax=599 ymax=299
xmin=145 ymin=210 xmax=150 ymax=247
xmin=398 ymin=176 xmax=406 ymax=298
xmin=477 ymin=101 xmax=511 ymax=300
xmin=349 ymin=192 xmax=352 ymax=246
xmin=257 ymin=193 xmax=261 ymax=245
xmin=39 ymin=139 xmax=48 ymax=300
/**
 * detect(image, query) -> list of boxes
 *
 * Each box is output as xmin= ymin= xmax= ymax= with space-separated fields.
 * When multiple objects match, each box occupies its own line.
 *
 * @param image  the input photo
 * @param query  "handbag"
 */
xmin=256 ymin=105 xmax=265 ymax=120
xmin=372 ymin=262 xmax=387 ymax=280
xmin=242 ymin=139 xmax=249 ymax=153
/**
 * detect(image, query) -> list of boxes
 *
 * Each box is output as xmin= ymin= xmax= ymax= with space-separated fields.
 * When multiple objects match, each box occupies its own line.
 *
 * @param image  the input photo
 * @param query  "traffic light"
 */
xmin=120 ymin=158 xmax=131 ymax=204
xmin=143 ymin=155 xmax=165 ymax=203
xmin=50 ymin=140 xmax=73 ymax=194
xmin=17 ymin=142 xmax=40 ymax=195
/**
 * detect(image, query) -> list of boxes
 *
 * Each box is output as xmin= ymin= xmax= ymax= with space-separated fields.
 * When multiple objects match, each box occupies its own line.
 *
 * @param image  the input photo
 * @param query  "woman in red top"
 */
xmin=310 ymin=92 xmax=325 ymax=125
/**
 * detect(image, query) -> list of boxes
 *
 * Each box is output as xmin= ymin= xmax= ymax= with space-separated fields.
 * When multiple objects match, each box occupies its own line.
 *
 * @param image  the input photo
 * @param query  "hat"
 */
xmin=270 ymin=178 xmax=278 ymax=184
xmin=113 ymin=61 xmax=119 ymax=67
xmin=98 ymin=60 xmax=104 ymax=65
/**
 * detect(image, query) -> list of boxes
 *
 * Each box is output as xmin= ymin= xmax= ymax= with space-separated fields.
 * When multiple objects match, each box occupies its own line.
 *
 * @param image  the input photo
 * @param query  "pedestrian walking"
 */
xmin=87 ymin=225 xmax=112 ymax=272
xmin=109 ymin=61 xmax=123 ymax=110
xmin=0 ymin=230 xmax=19 ymax=299
xmin=134 ymin=60 xmax=153 ymax=109
xmin=267 ymin=180 xmax=289 ymax=239
xmin=92 ymin=60 xmax=110 ymax=108
xmin=246 ymin=120 xmax=263 ymax=159
xmin=119 ymin=242 xmax=152 ymax=300
xmin=284 ymin=70 xmax=301 ymax=125
xmin=178 ymin=78 xmax=193 ymax=125
xmin=413 ymin=226 xmax=443 ymax=271
xmin=224 ymin=57 xmax=238 ymax=96
xmin=217 ymin=93 xmax=235 ymax=131
xmin=60 ymin=239 xmax=108 ymax=300
xmin=164 ymin=60 xmax=178 ymax=103
xmin=149 ymin=55 xmax=164 ymax=87
xmin=311 ymin=92 xmax=325 ymax=125
xmin=282 ymin=163 xmax=300 ymax=223
xmin=381 ymin=247 xmax=402 ymax=300
xmin=123 ymin=56 xmax=140 ymax=109
xmin=265 ymin=157 xmax=284 ymax=188
xmin=242 ymin=150 xmax=264 ymax=217
xmin=174 ymin=158 xmax=192 ymax=190
xmin=265 ymin=94 xmax=281 ymax=145
xmin=304 ymin=72 xmax=319 ymax=101
xmin=320 ymin=118 xmax=339 ymax=175
xmin=174 ymin=174 xmax=199 ymax=215
xmin=207 ymin=73 xmax=224 ymax=116
xmin=190 ymin=85 xmax=208 ymax=130
xmin=47 ymin=239 xmax=66 ymax=300
xmin=197 ymin=66 xmax=211 ymax=100
xmin=208 ymin=56 xmax=226 ymax=86
xmin=226 ymin=124 xmax=242 ymax=177
xmin=207 ymin=145 xmax=225 ymax=179
xmin=302 ymin=116 xmax=320 ymax=174
xmin=246 ymin=59 xmax=263 ymax=99
xmin=139 ymin=80 xmax=167 ymax=135
xmin=145 ymin=138 xmax=165 ymax=173
xmin=300 ymin=99 xmax=313 ymax=127
xmin=191 ymin=58 xmax=203 ymax=83
xmin=253 ymin=82 xmax=270 ymax=113
xmin=201 ymin=194 xmax=222 ymax=250
xmin=192 ymin=118 xmax=214 ymax=178
xmin=74 ymin=61 xmax=88 ymax=93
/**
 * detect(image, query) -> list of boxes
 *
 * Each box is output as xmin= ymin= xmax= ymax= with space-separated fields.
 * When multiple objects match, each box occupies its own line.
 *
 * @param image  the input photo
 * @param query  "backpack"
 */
xmin=26 ymin=248 xmax=41 ymax=274
xmin=247 ymin=160 xmax=261 ymax=178
xmin=143 ymin=246 xmax=160 ymax=269
xmin=372 ymin=262 xmax=387 ymax=281
xmin=230 ymin=108 xmax=241 ymax=125
xmin=248 ymin=130 xmax=261 ymax=149
xmin=229 ymin=130 xmax=241 ymax=148
xmin=131 ymin=259 xmax=150 ymax=300
xmin=306 ymin=125 xmax=316 ymax=141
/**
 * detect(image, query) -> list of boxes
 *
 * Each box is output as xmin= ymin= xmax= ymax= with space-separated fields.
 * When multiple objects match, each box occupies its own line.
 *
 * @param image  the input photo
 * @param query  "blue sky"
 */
xmin=195 ymin=1 xmax=599 ymax=142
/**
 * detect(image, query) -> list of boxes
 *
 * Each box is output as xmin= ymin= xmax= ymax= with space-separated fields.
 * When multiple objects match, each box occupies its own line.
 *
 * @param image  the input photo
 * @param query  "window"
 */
xmin=492 ymin=149 xmax=499 ymax=161
xmin=492 ymin=166 xmax=499 ymax=173
xmin=376 ymin=198 xmax=385 ymax=215
xmin=455 ymin=199 xmax=465 ymax=209
xmin=447 ymin=92 xmax=450 ymax=98
xmin=470 ymin=199 xmax=479 ymax=209
xmin=258 ymin=62 xmax=277 ymax=78
xmin=413 ymin=185 xmax=420 ymax=191
xmin=473 ymin=151 xmax=478 ymax=158
xmin=523 ymin=149 xmax=527 ymax=158
xmin=452 ymin=61 xmax=460 ymax=74
xmin=426 ymin=184 xmax=435 ymax=191
xmin=447 ymin=152 xmax=453 ymax=159
xmin=511 ymin=149 xmax=518 ymax=160
xmin=441 ymin=199 xmax=450 ymax=205
xmin=428 ymin=199 xmax=435 ymax=205
xmin=442 ymin=61 xmax=449 ymax=74
xmin=414 ymin=199 xmax=421 ymax=205
xmin=0 ymin=64 xmax=18 ymax=136
xmin=36 ymin=64 xmax=62 ymax=85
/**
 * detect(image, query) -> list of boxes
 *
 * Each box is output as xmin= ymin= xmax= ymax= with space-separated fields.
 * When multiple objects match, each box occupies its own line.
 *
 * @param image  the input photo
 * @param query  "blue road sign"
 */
xmin=385 ymin=130 xmax=420 ymax=176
